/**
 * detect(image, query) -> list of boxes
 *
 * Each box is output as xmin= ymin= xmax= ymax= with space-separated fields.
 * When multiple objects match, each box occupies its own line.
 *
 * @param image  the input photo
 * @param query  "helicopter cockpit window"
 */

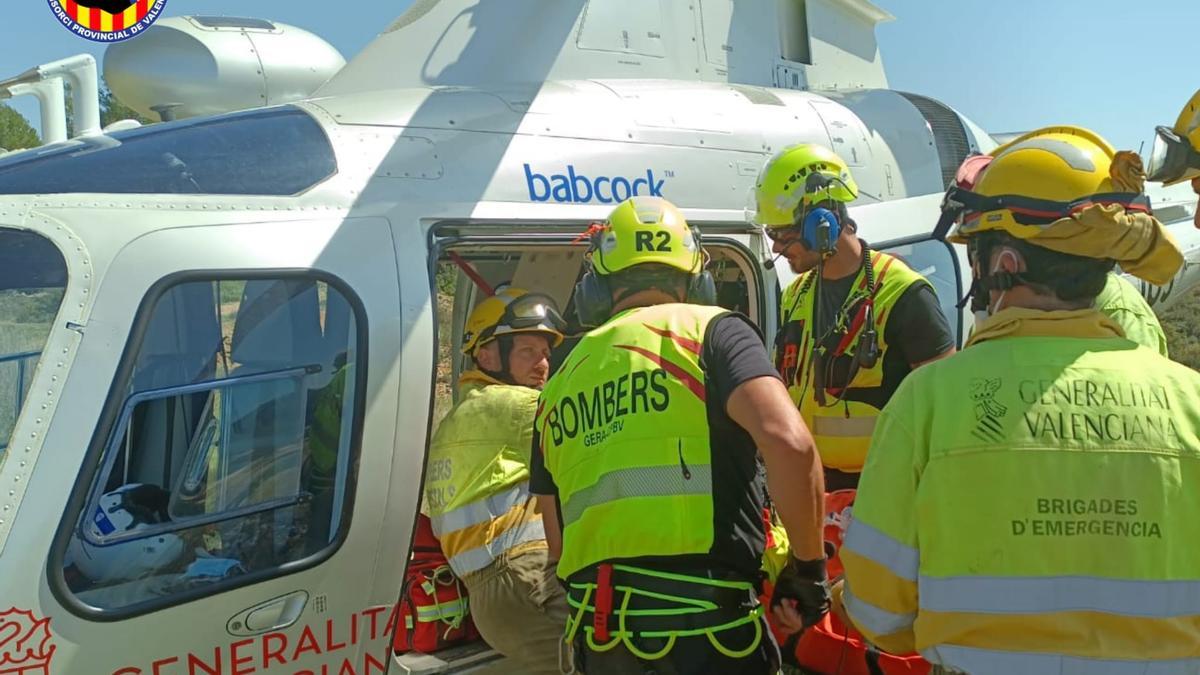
xmin=61 ymin=275 xmax=363 ymax=614
xmin=0 ymin=107 xmax=336 ymax=197
xmin=0 ymin=229 xmax=67 ymax=460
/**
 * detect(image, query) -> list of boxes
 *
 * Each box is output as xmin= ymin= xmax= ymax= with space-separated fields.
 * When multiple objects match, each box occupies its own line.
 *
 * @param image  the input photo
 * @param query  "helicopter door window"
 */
xmin=875 ymin=237 xmax=964 ymax=347
xmin=0 ymin=228 xmax=67 ymax=460
xmin=59 ymin=275 xmax=364 ymax=614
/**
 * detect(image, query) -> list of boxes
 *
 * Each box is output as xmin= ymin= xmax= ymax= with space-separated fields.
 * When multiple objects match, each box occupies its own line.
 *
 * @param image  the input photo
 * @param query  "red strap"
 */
xmin=833 ymin=298 xmax=872 ymax=356
xmin=594 ymin=563 xmax=614 ymax=643
xmin=835 ymin=253 xmax=887 ymax=358
xmin=447 ymin=251 xmax=495 ymax=297
xmin=763 ymin=508 xmax=775 ymax=548
xmin=574 ymin=221 xmax=608 ymax=243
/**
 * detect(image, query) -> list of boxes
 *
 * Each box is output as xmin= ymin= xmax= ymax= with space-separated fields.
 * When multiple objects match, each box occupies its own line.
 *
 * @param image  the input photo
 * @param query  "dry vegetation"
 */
xmin=0 ymin=290 xmax=63 ymax=448
xmin=1160 ymin=286 xmax=1200 ymax=371
xmin=432 ymin=264 xmax=458 ymax=428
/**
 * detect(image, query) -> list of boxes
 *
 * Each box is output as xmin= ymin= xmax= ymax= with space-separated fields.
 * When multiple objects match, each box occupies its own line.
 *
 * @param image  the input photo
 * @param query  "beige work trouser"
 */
xmin=462 ymin=546 xmax=573 ymax=674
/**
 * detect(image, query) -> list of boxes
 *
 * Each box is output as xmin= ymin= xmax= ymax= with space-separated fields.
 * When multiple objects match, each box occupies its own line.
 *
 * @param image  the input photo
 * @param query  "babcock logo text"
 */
xmin=524 ymin=164 xmax=668 ymax=203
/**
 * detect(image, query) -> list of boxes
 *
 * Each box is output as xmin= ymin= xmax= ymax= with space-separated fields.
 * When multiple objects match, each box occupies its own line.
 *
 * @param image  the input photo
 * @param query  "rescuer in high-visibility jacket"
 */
xmin=1147 ymin=87 xmax=1200 ymax=230
xmin=530 ymin=196 xmax=830 ymax=675
xmin=1093 ymin=272 xmax=1169 ymax=356
xmin=840 ymin=125 xmax=1198 ymax=675
xmin=749 ymin=144 xmax=956 ymax=491
xmin=422 ymin=286 xmax=571 ymax=674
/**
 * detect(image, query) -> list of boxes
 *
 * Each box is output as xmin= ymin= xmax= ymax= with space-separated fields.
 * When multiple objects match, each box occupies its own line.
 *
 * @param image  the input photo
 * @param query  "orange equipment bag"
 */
xmin=765 ymin=491 xmax=931 ymax=675
xmin=392 ymin=514 xmax=481 ymax=654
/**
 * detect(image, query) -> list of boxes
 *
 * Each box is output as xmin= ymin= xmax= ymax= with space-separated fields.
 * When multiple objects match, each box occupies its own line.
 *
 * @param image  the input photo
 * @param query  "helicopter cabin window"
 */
xmin=61 ymin=275 xmax=362 ymax=613
xmin=0 ymin=229 xmax=67 ymax=460
xmin=0 ymin=106 xmax=336 ymax=197
xmin=876 ymin=237 xmax=964 ymax=347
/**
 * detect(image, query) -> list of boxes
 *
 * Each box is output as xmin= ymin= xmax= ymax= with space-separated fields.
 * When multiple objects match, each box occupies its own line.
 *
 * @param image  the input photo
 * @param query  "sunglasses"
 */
xmin=764 ymin=226 xmax=807 ymax=247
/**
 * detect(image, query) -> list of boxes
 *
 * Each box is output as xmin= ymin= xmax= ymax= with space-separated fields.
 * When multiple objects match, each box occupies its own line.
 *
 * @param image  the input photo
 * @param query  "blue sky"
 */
xmin=1 ymin=0 xmax=1195 ymax=152
xmin=875 ymin=0 xmax=1199 ymax=153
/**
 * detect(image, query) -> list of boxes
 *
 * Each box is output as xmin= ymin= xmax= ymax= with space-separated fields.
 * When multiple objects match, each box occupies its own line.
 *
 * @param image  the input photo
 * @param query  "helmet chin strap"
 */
xmin=476 ymin=336 xmax=518 ymax=385
xmin=962 ymin=264 xmax=1024 ymax=314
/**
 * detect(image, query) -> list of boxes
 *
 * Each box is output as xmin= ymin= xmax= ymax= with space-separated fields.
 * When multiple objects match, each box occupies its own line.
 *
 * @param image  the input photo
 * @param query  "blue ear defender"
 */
xmin=801 ymin=206 xmax=841 ymax=255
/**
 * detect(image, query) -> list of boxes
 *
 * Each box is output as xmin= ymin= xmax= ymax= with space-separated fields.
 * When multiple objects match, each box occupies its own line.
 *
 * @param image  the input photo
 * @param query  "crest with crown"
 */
xmin=0 ymin=608 xmax=56 ymax=675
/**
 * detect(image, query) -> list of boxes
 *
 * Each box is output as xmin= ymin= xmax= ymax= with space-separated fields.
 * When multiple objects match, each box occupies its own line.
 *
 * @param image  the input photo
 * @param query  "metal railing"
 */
xmin=0 ymin=350 xmax=41 ymax=453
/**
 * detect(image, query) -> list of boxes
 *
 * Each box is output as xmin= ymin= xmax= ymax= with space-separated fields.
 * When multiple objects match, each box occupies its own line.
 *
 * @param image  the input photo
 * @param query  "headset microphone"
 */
xmin=764 ymin=250 xmax=785 ymax=270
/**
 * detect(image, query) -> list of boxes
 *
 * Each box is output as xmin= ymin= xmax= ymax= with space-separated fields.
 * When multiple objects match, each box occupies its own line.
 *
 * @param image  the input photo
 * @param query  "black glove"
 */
xmin=769 ymin=556 xmax=830 ymax=630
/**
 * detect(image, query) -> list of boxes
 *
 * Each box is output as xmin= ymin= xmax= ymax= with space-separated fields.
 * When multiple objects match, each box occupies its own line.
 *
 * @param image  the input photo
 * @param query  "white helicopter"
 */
xmin=0 ymin=2 xmax=1197 ymax=674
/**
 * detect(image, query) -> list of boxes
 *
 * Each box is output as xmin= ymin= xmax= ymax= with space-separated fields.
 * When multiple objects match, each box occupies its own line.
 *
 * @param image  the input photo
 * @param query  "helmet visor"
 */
xmin=496 ymin=293 xmax=566 ymax=335
xmin=1147 ymin=126 xmax=1200 ymax=185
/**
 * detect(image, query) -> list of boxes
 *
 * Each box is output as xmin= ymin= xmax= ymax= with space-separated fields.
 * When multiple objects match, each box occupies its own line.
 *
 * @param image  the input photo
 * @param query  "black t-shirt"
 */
xmin=796 ymin=269 xmax=955 ymax=487
xmin=529 ymin=312 xmax=779 ymax=581
xmin=793 ymin=264 xmax=954 ymax=411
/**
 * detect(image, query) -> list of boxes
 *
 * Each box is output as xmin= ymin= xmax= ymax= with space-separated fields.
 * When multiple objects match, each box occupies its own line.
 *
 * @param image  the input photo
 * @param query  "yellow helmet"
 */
xmin=947 ymin=126 xmax=1127 ymax=244
xmin=574 ymin=196 xmax=715 ymax=326
xmin=1147 ymin=88 xmax=1200 ymax=185
xmin=749 ymin=143 xmax=858 ymax=228
xmin=939 ymin=125 xmax=1183 ymax=286
xmin=461 ymin=287 xmax=565 ymax=357
xmin=587 ymin=196 xmax=704 ymax=276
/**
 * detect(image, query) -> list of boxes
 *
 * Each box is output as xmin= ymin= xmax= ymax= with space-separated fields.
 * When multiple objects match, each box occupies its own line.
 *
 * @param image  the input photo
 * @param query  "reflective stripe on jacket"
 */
xmin=425 ymin=372 xmax=546 ymax=576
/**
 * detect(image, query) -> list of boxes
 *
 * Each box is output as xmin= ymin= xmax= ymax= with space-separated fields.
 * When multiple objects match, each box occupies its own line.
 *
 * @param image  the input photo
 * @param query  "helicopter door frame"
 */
xmin=32 ymin=215 xmax=407 ymax=675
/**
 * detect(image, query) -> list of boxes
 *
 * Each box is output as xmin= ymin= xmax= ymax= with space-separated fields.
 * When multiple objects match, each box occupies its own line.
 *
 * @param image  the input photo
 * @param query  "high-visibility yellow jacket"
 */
xmin=841 ymin=308 xmax=1200 ymax=674
xmin=424 ymin=371 xmax=546 ymax=577
xmin=1093 ymin=272 xmax=1169 ymax=357
xmin=777 ymin=250 xmax=926 ymax=472
xmin=537 ymin=303 xmax=725 ymax=579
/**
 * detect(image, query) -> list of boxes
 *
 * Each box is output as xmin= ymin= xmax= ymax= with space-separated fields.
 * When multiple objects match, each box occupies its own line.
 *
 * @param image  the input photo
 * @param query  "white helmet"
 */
xmin=67 ymin=483 xmax=184 ymax=583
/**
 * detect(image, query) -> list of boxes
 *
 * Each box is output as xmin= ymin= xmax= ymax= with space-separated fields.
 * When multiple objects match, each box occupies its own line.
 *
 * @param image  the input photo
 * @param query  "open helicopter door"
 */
xmin=24 ymin=214 xmax=412 ymax=674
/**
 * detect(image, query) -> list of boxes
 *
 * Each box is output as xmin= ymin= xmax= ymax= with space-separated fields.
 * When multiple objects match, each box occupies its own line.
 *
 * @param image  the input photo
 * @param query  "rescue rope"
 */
xmin=421 ymin=564 xmax=468 ymax=640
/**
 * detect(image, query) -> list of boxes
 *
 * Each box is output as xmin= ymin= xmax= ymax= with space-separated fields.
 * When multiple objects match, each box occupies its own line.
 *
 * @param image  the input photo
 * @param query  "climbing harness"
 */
xmin=564 ymin=563 xmax=766 ymax=662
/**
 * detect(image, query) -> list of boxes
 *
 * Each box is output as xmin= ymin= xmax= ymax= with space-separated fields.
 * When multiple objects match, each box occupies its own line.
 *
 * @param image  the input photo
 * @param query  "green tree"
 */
xmin=0 ymin=105 xmax=41 ymax=151
xmin=100 ymin=83 xmax=152 ymax=127
xmin=65 ymin=79 xmax=154 ymax=135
